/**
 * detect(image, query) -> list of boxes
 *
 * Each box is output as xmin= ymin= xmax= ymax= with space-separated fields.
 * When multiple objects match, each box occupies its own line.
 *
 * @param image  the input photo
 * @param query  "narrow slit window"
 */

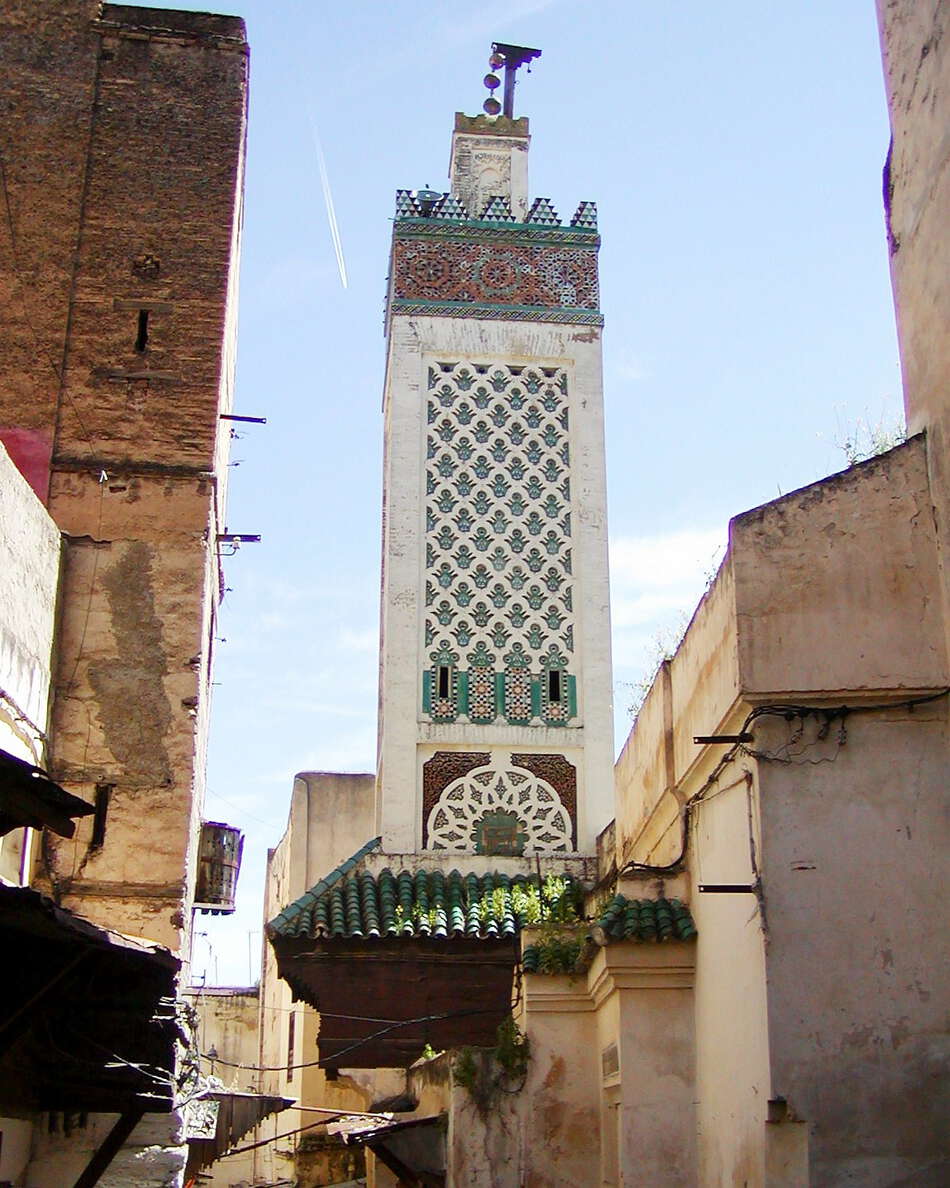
xmin=437 ymin=665 xmax=451 ymax=700
xmin=134 ymin=309 xmax=149 ymax=353
xmin=286 ymin=1011 xmax=295 ymax=1082
xmin=548 ymin=669 xmax=562 ymax=704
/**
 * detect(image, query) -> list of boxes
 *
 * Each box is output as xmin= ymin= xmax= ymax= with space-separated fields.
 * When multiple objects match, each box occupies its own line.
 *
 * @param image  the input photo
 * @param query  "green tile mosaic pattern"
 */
xmin=423 ymin=361 xmax=575 ymax=727
xmin=270 ymin=863 xmax=582 ymax=942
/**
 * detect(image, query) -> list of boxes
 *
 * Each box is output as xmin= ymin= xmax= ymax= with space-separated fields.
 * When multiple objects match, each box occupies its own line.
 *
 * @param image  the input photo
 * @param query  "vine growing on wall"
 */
xmin=453 ymin=1017 xmax=531 ymax=1114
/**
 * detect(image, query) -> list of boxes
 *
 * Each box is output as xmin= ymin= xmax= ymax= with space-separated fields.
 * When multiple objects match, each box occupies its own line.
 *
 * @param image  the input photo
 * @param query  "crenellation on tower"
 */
xmin=385 ymin=189 xmax=602 ymax=334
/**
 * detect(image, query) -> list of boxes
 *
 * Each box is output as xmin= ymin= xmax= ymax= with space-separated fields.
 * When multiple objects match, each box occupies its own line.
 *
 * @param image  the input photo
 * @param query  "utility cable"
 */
xmin=203 ymin=1004 xmax=507 ymax=1073
xmin=618 ymin=688 xmax=950 ymax=877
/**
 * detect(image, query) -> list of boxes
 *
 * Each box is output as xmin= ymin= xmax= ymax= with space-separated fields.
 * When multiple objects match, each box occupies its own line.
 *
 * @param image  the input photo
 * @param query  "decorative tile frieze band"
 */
xmin=389 ymin=300 xmax=604 ymax=327
xmin=394 ymin=218 xmax=600 ymax=247
xmin=391 ymin=237 xmax=599 ymax=312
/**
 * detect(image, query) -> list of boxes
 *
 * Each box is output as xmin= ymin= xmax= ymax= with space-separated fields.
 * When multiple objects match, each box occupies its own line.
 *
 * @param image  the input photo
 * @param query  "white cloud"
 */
xmin=610 ymin=526 xmax=726 ymax=673
xmin=610 ymin=527 xmax=725 ymax=592
xmin=338 ymin=627 xmax=379 ymax=654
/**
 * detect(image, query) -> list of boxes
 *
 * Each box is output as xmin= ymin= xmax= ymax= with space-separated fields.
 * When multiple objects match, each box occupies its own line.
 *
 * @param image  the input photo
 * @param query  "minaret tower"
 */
xmin=377 ymin=45 xmax=613 ymax=860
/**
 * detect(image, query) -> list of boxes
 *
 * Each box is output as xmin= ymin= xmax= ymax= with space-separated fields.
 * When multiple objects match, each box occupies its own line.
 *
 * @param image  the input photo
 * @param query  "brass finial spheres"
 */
xmin=483 ymin=64 xmax=501 ymax=115
xmin=482 ymin=43 xmax=541 ymax=117
xmin=483 ymin=49 xmax=506 ymax=114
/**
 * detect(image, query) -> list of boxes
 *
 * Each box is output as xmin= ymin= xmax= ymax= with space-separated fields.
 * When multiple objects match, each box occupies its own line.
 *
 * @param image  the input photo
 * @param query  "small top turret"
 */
xmin=448 ymin=42 xmax=540 ymax=221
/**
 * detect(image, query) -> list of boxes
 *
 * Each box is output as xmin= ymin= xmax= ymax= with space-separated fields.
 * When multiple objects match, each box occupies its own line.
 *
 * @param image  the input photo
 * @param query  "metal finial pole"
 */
xmin=490 ymin=42 xmax=541 ymax=118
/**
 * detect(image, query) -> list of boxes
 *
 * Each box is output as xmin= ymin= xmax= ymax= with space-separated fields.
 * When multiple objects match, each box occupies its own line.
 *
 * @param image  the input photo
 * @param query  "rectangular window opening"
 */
xmin=286 ymin=1011 xmax=296 ymax=1082
xmin=91 ymin=783 xmax=112 ymax=850
xmin=437 ymin=665 xmax=451 ymax=700
xmin=548 ymin=669 xmax=563 ymax=704
xmin=134 ymin=309 xmax=149 ymax=353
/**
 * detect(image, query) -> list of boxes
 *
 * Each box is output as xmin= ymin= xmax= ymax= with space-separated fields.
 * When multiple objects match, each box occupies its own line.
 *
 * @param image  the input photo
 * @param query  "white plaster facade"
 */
xmin=377 ymin=316 xmax=614 ymax=856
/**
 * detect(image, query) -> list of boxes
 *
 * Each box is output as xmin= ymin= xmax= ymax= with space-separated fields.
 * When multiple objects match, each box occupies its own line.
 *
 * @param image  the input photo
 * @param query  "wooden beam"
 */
xmin=71 ymin=1106 xmax=145 ymax=1188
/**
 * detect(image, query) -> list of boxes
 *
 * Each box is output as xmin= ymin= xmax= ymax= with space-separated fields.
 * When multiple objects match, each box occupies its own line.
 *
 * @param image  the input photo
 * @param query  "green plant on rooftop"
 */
xmin=393 ymin=902 xmax=440 ymax=931
xmin=477 ymin=872 xmax=580 ymax=928
xmin=531 ymin=932 xmax=584 ymax=974
xmin=836 ymin=411 xmax=906 ymax=467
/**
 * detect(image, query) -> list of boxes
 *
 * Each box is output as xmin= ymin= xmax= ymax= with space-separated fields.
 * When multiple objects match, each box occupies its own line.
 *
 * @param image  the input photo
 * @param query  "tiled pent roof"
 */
xmin=593 ymin=894 xmax=696 ymax=943
xmin=268 ymin=838 xmax=697 ymax=960
xmin=266 ymin=837 xmax=383 ymax=938
xmin=270 ymin=865 xmax=581 ymax=942
xmin=521 ymin=895 xmax=696 ymax=974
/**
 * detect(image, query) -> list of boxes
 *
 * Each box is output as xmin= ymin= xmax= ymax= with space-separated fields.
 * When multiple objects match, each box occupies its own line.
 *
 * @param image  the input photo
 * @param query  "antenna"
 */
xmin=483 ymin=42 xmax=541 ymax=118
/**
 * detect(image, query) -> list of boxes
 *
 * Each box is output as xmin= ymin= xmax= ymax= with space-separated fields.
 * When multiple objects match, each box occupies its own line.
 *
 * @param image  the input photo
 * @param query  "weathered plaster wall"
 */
xmin=587 ymin=945 xmax=696 ymax=1187
xmin=689 ymin=769 xmax=773 ymax=1187
xmin=255 ymin=771 xmax=377 ymax=1185
xmin=188 ymin=987 xmax=260 ymax=1188
xmin=614 ymin=435 xmax=949 ymax=1184
xmin=877 ymin=0 xmax=950 ymax=681
xmin=254 ymin=832 xmax=297 ymax=1187
xmin=192 ymin=986 xmax=261 ymax=1093
xmin=615 ymin=556 xmax=740 ymax=871
xmin=758 ymin=705 xmax=949 ymax=1185
xmin=446 ymin=1048 xmax=527 ymax=1188
xmin=505 ymin=973 xmax=600 ymax=1188
xmin=449 ymin=115 xmax=531 ymax=220
xmin=878 ymin=0 xmax=950 ymax=439
xmin=733 ymin=436 xmax=947 ymax=697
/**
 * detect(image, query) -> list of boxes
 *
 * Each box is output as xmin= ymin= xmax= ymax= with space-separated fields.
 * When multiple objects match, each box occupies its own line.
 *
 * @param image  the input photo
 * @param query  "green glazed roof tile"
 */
xmin=521 ymin=895 xmax=697 ymax=976
xmin=268 ymin=841 xmax=583 ymax=943
xmin=267 ymin=836 xmax=383 ymax=938
xmin=592 ymin=894 xmax=697 ymax=943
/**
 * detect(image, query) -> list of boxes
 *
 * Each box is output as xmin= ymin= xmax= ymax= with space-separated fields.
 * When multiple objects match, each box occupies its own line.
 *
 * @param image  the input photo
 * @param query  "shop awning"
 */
xmin=184 ymin=1090 xmax=294 ymax=1179
xmin=0 ymin=884 xmax=180 ymax=1113
xmin=339 ymin=1114 xmax=446 ymax=1187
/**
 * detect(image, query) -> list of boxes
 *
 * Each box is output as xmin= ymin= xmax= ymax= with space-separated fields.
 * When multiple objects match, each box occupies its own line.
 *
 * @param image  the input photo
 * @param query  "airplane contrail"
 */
xmin=307 ymin=110 xmax=348 ymax=290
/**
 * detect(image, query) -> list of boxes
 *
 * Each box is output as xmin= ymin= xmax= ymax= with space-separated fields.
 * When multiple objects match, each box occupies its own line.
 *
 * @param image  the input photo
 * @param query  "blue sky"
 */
xmin=135 ymin=1 xmax=902 ymax=985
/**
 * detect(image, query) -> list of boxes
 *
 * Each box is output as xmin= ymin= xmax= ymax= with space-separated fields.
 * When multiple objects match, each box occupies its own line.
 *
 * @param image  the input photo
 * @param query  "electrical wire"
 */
xmin=217 ymin=1113 xmax=349 ymax=1159
xmin=618 ymin=688 xmax=950 ymax=877
xmin=203 ymin=1004 xmax=505 ymax=1073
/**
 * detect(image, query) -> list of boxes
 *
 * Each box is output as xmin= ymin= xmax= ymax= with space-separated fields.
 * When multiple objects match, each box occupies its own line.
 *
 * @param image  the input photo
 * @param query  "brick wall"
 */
xmin=0 ymin=0 xmax=248 ymax=950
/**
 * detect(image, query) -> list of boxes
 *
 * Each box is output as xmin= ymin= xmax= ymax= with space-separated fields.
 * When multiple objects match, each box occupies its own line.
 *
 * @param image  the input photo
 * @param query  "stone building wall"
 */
xmin=0 ymin=3 xmax=248 ymax=1183
xmin=877 ymin=0 xmax=950 ymax=668
xmin=0 ymin=0 xmax=248 ymax=952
